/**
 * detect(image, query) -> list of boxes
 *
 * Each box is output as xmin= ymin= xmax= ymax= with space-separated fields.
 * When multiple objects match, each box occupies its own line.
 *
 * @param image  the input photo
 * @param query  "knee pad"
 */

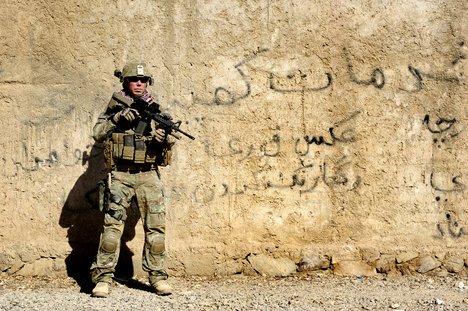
xmin=100 ymin=229 xmax=120 ymax=253
xmin=149 ymin=233 xmax=165 ymax=255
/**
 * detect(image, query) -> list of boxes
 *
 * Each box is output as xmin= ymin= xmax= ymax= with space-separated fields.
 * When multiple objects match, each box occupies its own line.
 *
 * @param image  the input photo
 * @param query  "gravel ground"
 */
xmin=0 ymin=274 xmax=467 ymax=311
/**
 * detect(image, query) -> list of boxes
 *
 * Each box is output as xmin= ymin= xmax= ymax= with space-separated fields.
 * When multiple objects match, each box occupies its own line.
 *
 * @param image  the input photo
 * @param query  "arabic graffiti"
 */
xmin=193 ymin=111 xmax=363 ymax=203
xmin=423 ymin=114 xmax=463 ymax=146
xmin=433 ymin=182 xmax=466 ymax=240
xmin=401 ymin=65 xmax=462 ymax=93
xmin=206 ymin=111 xmax=361 ymax=161
xmin=193 ymin=48 xmax=269 ymax=106
xmin=268 ymin=71 xmax=333 ymax=93
xmin=12 ymin=142 xmax=61 ymax=174
xmin=430 ymin=172 xmax=466 ymax=193
xmin=437 ymin=212 xmax=466 ymax=239
xmin=343 ymin=47 xmax=385 ymax=89
xmin=193 ymin=155 xmax=361 ymax=203
xmin=303 ymin=111 xmax=361 ymax=148
xmin=423 ymin=114 xmax=465 ymax=193
xmin=193 ymin=43 xmax=463 ymax=106
xmin=12 ymin=142 xmax=101 ymax=176
xmin=424 ymin=114 xmax=466 ymax=239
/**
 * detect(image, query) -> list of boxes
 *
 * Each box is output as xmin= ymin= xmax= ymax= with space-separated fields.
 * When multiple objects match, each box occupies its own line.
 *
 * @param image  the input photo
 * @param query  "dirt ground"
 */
xmin=0 ymin=273 xmax=467 ymax=310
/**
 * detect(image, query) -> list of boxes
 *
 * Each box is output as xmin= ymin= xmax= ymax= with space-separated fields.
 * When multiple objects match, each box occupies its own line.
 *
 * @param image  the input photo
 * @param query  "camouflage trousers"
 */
xmin=90 ymin=170 xmax=167 ymax=284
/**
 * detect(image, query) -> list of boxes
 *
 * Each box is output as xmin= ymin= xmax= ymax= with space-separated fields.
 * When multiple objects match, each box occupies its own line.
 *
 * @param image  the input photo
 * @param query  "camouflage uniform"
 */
xmin=90 ymin=63 xmax=175 ymax=287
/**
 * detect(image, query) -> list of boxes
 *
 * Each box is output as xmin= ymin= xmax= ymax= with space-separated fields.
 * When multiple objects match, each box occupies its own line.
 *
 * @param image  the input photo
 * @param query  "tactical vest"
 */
xmin=104 ymin=132 xmax=173 ymax=168
xmin=102 ymin=92 xmax=173 ymax=169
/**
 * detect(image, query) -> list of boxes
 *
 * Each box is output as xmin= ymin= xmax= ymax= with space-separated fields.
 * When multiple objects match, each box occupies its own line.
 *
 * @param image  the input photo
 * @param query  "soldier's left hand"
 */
xmin=153 ymin=128 xmax=166 ymax=142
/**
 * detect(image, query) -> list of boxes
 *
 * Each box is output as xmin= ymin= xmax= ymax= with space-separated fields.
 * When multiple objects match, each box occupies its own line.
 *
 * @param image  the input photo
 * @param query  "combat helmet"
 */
xmin=114 ymin=62 xmax=153 ymax=85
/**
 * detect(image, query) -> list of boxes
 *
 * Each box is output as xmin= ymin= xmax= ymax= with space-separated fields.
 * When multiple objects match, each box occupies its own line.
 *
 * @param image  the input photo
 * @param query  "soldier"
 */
xmin=90 ymin=62 xmax=176 ymax=298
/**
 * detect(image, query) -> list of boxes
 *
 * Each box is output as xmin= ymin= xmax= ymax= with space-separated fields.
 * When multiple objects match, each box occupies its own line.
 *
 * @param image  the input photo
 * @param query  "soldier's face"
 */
xmin=127 ymin=77 xmax=149 ymax=96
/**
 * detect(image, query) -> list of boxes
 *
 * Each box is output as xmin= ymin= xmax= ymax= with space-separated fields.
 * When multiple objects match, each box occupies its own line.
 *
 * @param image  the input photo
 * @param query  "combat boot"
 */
xmin=92 ymin=281 xmax=110 ymax=298
xmin=151 ymin=279 xmax=173 ymax=296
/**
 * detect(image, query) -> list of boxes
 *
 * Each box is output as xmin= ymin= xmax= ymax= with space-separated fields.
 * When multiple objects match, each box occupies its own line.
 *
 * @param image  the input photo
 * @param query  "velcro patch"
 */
xmin=137 ymin=65 xmax=144 ymax=76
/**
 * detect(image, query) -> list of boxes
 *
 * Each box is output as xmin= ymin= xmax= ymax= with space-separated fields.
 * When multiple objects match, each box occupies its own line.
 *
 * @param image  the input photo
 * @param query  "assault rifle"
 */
xmin=133 ymin=97 xmax=195 ymax=140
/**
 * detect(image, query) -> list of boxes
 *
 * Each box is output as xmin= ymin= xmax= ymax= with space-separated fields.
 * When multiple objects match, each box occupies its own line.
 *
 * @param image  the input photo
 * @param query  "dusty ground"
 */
xmin=0 ymin=273 xmax=467 ymax=310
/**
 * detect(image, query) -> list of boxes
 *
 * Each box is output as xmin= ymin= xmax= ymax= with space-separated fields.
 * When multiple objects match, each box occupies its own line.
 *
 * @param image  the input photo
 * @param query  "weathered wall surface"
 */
xmin=0 ymin=0 xmax=466 ymax=280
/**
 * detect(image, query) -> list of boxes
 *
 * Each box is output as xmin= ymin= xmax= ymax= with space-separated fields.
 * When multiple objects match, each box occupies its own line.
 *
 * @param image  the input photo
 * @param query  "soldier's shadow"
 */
xmin=59 ymin=143 xmax=140 ymax=293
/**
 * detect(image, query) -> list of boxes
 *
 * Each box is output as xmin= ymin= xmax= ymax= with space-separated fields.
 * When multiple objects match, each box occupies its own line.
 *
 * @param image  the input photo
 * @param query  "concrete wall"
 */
xmin=0 ymin=0 xmax=466 ymax=280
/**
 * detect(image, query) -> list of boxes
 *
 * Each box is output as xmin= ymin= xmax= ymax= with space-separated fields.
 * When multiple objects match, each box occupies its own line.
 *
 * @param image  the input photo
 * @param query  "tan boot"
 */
xmin=152 ymin=280 xmax=172 ymax=296
xmin=92 ymin=281 xmax=110 ymax=298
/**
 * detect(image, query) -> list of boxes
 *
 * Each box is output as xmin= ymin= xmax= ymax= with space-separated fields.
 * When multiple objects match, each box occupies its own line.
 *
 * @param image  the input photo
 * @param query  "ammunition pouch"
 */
xmin=106 ymin=133 xmax=173 ymax=166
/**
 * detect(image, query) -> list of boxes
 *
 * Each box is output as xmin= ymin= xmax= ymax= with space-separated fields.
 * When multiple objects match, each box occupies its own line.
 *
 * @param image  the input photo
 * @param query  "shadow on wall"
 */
xmin=59 ymin=143 xmax=140 ymax=293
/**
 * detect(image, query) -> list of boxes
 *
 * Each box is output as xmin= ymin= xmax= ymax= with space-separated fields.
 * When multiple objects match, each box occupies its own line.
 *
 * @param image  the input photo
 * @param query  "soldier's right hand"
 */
xmin=113 ymin=108 xmax=139 ymax=124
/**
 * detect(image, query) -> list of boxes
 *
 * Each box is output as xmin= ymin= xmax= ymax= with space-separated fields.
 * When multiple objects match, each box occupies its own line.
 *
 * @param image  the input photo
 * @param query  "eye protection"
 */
xmin=127 ymin=76 xmax=150 ymax=83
